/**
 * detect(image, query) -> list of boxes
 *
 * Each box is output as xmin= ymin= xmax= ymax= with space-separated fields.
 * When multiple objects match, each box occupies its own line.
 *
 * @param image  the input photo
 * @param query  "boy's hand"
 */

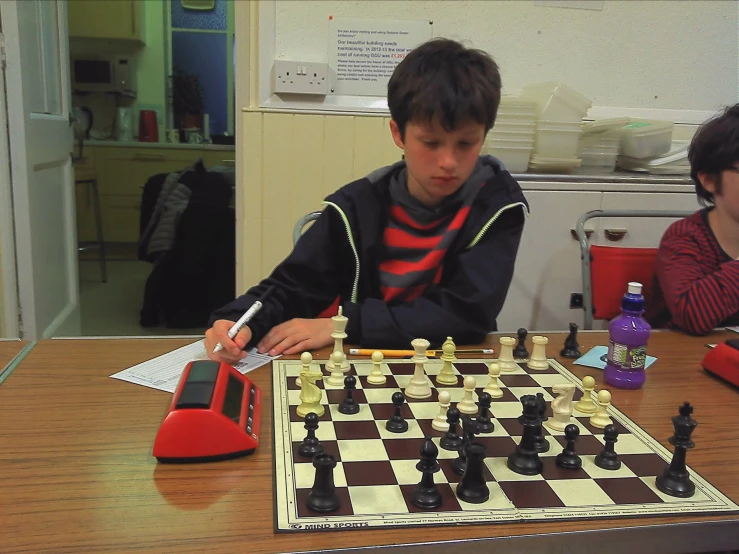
xmin=205 ymin=319 xmax=252 ymax=364
xmin=257 ymin=318 xmax=334 ymax=356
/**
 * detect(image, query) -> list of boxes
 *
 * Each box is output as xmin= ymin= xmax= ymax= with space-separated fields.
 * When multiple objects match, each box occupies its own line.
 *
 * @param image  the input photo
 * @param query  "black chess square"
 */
xmin=370 ymin=402 xmax=414 ymax=421
xmin=438 ymin=458 xmax=495 ymax=484
xmin=619 ymin=454 xmax=669 ymax=477
xmin=326 ymin=389 xmax=368 ymax=405
xmin=358 ymin=375 xmax=400 ymax=389
xmin=333 ymin=421 xmax=381 ymax=440
xmin=499 ymin=481 xmax=565 ymax=509
xmin=289 ymin=405 xmax=332 ymax=423
xmin=384 ymin=438 xmax=428 ymax=460
xmin=540 ymin=456 xmax=590 ymax=480
xmin=286 ymin=376 xmax=326 ymax=391
xmin=454 ymin=362 xmax=490 ymax=375
xmin=295 ymin=486 xmax=354 ymax=518
xmin=576 ymin=417 xmax=629 ymax=436
xmin=595 ymin=477 xmax=664 ymax=504
xmin=400 ymin=483 xmax=463 ymax=512
xmin=499 ymin=374 xmax=540 ymax=388
xmin=553 ymin=434 xmax=605 ymax=456
xmin=292 ymin=440 xmax=341 ymax=464
xmin=343 ymin=461 xmax=398 ymax=486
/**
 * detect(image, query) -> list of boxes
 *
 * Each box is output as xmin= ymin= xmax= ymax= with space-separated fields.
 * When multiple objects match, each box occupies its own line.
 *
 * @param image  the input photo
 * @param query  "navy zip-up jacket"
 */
xmin=210 ymin=156 xmax=529 ymax=349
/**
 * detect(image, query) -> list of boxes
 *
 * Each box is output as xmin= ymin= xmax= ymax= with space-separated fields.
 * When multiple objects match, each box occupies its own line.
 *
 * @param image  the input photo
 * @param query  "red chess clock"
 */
xmin=153 ymin=360 xmax=262 ymax=463
xmin=701 ymin=339 xmax=739 ymax=388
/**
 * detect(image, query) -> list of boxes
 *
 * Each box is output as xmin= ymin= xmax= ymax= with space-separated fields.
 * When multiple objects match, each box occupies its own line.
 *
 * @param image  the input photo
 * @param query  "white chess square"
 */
xmin=293 ymin=461 xmax=348 ymax=488
xmin=488 ymin=401 xmax=525 ymax=419
xmin=452 ymin=482 xmax=515 ymax=511
xmin=376 ymin=419 xmax=425 ymax=440
xmin=287 ymin=389 xmax=328 ymax=406
xmin=393 ymin=375 xmax=413 ymax=389
xmin=529 ymin=374 xmax=574 ymax=388
xmin=328 ymin=404 xmax=375 ymax=422
xmin=533 ymin=436 xmax=562 ymax=456
xmin=640 ymin=476 xmax=710 ymax=503
xmin=437 ymin=387 xmax=476 ymax=403
xmin=362 ymin=388 xmax=402 ymax=405
xmin=495 ymin=363 xmax=527 ymax=375
xmin=422 ymin=361 xmax=445 ymax=375
xmin=485 ymin=456 xmax=544 ymax=482
xmin=290 ymin=421 xmax=337 ymax=443
xmin=580 ymin=455 xmax=637 ymax=479
xmin=506 ymin=387 xmax=553 ymax=401
xmin=337 ymin=439 xmax=389 ymax=462
xmin=390 ymin=459 xmax=449 ymax=486
xmin=430 ymin=437 xmax=460 ymax=459
xmin=348 ymin=485 xmax=409 ymax=515
xmin=548 ymin=478 xmax=616 ymax=507
xmin=594 ymin=433 xmax=654 ymax=454
xmin=284 ymin=362 xmax=323 ymax=378
xmin=543 ymin=418 xmax=592 ymax=436
xmin=408 ymin=402 xmax=442 ymax=420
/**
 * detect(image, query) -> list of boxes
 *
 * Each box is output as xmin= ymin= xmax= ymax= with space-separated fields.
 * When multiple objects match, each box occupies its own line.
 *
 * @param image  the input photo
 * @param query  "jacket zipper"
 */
xmin=322 ymin=201 xmax=360 ymax=303
xmin=466 ymin=202 xmax=529 ymax=249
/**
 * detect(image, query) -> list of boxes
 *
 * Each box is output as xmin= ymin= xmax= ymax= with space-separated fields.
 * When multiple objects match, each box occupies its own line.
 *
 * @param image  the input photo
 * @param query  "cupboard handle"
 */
xmin=570 ymin=229 xmax=594 ymax=241
xmin=604 ymin=228 xmax=627 ymax=242
xmin=133 ymin=153 xmax=166 ymax=161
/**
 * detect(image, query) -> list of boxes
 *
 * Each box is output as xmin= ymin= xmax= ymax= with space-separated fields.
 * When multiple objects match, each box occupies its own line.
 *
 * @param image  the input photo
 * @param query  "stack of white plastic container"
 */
xmin=519 ymin=83 xmax=592 ymax=173
xmin=482 ymin=96 xmax=537 ymax=173
xmin=575 ymin=118 xmax=628 ymax=174
xmin=616 ymin=120 xmax=681 ymax=173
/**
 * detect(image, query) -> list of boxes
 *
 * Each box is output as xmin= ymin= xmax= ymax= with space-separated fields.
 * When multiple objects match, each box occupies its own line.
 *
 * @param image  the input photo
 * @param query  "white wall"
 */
xmin=271 ymin=0 xmax=738 ymax=116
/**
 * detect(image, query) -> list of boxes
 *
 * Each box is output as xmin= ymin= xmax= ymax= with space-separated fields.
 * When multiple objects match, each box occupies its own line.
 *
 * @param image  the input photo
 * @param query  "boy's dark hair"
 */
xmin=689 ymin=103 xmax=739 ymax=205
xmin=387 ymin=38 xmax=501 ymax=140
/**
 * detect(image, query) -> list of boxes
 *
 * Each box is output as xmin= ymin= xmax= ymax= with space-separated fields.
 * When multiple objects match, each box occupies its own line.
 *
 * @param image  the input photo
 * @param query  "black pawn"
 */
xmin=440 ymin=407 xmax=463 ymax=451
xmin=298 ymin=412 xmax=324 ymax=458
xmin=556 ymin=424 xmax=582 ymax=469
xmin=560 ymin=322 xmax=582 ymax=359
xmin=507 ymin=395 xmax=543 ymax=475
xmin=533 ymin=392 xmax=550 ymax=454
xmin=513 ymin=328 xmax=529 ymax=358
xmin=594 ymin=424 xmax=621 ymax=470
xmin=656 ymin=402 xmax=697 ymax=498
xmin=476 ymin=392 xmax=494 ymax=434
xmin=456 ymin=442 xmax=490 ymax=504
xmin=411 ymin=438 xmax=442 ymax=509
xmin=306 ymin=453 xmax=340 ymax=513
xmin=386 ymin=391 xmax=409 ymax=433
xmin=338 ymin=375 xmax=360 ymax=415
xmin=453 ymin=417 xmax=478 ymax=475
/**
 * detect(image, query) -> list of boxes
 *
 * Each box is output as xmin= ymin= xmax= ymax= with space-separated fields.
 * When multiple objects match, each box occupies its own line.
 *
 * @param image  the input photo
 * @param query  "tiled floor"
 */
xmin=78 ymin=258 xmax=206 ymax=337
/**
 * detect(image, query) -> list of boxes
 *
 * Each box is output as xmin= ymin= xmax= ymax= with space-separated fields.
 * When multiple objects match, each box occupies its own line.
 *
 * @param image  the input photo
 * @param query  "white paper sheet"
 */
xmin=109 ymin=339 xmax=278 ymax=393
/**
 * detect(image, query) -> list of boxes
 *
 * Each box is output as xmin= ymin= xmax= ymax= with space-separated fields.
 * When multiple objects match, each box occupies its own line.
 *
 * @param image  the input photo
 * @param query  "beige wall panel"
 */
xmin=240 ymin=216 xmax=263 ymax=292
xmin=262 ymin=113 xmax=295 ymax=222
xmin=381 ymin=117 xmax=401 ymax=166
xmin=352 ymin=116 xmax=385 ymax=179
xmin=261 ymin=217 xmax=294 ymax=278
xmin=242 ymin=111 xmax=263 ymax=222
xmin=322 ymin=116 xmax=355 ymax=198
xmin=292 ymin=115 xmax=326 ymax=213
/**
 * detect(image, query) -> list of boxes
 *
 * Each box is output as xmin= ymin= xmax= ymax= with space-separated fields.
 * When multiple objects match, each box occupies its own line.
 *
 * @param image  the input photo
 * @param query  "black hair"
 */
xmin=387 ymin=38 xmax=501 ymax=140
xmin=689 ymin=104 xmax=739 ymax=205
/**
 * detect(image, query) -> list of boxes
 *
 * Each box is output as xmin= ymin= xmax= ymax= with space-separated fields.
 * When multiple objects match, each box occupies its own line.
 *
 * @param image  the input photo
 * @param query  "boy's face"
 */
xmin=390 ymin=118 xmax=486 ymax=207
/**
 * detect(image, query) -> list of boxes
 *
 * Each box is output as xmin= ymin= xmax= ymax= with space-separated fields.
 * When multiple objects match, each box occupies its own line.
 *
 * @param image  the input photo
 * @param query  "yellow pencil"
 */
xmin=348 ymin=348 xmax=494 ymax=357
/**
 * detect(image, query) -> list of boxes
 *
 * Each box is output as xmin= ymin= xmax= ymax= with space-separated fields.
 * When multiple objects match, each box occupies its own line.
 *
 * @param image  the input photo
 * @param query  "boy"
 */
xmin=647 ymin=104 xmax=739 ymax=335
xmin=205 ymin=38 xmax=529 ymax=363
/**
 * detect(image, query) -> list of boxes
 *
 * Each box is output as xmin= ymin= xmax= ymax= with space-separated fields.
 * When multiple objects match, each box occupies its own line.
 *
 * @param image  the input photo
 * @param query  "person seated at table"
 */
xmin=647 ymin=104 xmax=739 ymax=335
xmin=204 ymin=38 xmax=529 ymax=364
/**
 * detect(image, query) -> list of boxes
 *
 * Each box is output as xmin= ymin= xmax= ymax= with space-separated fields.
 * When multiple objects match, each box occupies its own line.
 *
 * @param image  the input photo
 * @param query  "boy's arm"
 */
xmin=655 ymin=232 xmax=739 ymax=335
xmin=208 ymin=208 xmax=348 ymax=347
xmin=343 ymin=208 xmax=525 ymax=347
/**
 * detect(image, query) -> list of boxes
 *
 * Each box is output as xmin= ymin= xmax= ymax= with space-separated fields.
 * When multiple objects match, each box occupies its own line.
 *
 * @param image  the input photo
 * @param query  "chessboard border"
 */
xmin=271 ymin=357 xmax=739 ymax=533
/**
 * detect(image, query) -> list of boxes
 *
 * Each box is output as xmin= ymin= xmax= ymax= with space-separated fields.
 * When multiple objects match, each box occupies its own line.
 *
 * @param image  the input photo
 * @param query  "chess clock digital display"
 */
xmin=153 ymin=360 xmax=262 ymax=463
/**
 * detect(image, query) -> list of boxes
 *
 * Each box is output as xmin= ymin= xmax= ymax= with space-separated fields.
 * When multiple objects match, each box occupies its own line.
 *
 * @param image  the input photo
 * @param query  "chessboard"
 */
xmin=272 ymin=355 xmax=739 ymax=532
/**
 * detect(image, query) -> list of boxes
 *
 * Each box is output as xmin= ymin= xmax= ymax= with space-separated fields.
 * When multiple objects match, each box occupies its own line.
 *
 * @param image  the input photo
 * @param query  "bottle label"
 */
xmin=608 ymin=340 xmax=647 ymax=370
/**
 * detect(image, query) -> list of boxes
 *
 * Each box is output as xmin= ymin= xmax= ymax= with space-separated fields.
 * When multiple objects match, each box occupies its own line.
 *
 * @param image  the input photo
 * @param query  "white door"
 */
xmin=1 ymin=0 xmax=79 ymax=339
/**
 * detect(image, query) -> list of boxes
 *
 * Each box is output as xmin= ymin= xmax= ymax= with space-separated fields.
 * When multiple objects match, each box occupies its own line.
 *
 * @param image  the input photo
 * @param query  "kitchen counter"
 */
xmin=514 ymin=171 xmax=691 ymax=185
xmin=84 ymin=140 xmax=235 ymax=151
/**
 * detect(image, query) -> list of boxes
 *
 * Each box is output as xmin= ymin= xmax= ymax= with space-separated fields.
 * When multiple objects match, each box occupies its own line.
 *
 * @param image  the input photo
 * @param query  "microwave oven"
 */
xmin=71 ymin=55 xmax=135 ymax=93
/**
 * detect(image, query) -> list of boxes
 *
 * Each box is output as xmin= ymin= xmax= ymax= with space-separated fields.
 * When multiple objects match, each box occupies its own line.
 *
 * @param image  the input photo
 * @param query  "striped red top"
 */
xmin=647 ymin=209 xmax=739 ymax=335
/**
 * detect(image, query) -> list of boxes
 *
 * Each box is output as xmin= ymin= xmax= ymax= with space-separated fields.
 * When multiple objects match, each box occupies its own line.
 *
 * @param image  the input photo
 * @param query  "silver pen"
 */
xmin=212 ymin=285 xmax=275 ymax=354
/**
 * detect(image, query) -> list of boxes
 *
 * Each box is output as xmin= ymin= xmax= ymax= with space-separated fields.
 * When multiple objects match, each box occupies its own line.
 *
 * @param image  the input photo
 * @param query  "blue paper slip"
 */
xmin=573 ymin=346 xmax=657 ymax=370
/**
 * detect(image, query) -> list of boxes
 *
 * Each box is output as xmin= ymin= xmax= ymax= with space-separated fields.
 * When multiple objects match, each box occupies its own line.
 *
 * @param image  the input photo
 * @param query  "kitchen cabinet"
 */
xmin=68 ymin=0 xmax=142 ymax=42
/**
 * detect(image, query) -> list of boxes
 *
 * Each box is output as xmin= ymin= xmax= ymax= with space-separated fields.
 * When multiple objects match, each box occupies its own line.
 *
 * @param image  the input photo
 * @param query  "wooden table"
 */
xmin=0 ymin=332 xmax=738 ymax=554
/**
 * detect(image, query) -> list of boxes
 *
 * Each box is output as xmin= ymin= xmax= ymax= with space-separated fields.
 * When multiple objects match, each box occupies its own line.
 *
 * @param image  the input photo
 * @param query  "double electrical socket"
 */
xmin=272 ymin=60 xmax=330 ymax=96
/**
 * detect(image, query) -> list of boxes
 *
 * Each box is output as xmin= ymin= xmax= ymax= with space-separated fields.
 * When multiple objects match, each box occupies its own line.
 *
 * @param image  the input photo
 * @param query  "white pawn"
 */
xmin=498 ymin=336 xmax=517 ymax=372
xmin=457 ymin=375 xmax=478 ymax=415
xmin=432 ymin=390 xmax=451 ymax=432
xmin=436 ymin=336 xmax=458 ymax=386
xmin=589 ymin=389 xmax=613 ymax=428
xmin=295 ymin=351 xmax=313 ymax=388
xmin=367 ymin=351 xmax=386 ymax=385
xmin=326 ymin=351 xmax=346 ymax=387
xmin=527 ymin=336 xmax=549 ymax=370
xmin=483 ymin=362 xmax=503 ymax=398
xmin=574 ymin=375 xmax=597 ymax=413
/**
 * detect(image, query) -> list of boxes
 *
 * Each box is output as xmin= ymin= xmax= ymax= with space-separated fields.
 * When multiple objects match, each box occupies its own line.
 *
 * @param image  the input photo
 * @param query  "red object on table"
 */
xmin=138 ymin=109 xmax=159 ymax=142
xmin=153 ymin=360 xmax=262 ymax=463
xmin=702 ymin=339 xmax=739 ymax=387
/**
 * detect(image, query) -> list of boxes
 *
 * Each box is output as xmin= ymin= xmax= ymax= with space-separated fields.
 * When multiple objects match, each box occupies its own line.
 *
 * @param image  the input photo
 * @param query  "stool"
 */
xmin=75 ymin=172 xmax=107 ymax=283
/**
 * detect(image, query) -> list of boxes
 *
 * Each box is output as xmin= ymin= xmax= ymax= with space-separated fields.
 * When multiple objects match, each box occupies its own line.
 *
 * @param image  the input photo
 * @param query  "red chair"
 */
xmin=575 ymin=210 xmax=694 ymax=329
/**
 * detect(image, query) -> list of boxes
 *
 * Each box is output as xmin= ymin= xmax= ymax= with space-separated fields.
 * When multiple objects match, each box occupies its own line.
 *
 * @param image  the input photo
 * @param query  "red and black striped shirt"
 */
xmin=647 ymin=208 xmax=739 ymax=334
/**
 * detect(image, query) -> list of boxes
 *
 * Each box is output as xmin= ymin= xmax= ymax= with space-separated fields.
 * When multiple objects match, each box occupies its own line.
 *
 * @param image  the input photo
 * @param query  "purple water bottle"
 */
xmin=603 ymin=282 xmax=651 ymax=390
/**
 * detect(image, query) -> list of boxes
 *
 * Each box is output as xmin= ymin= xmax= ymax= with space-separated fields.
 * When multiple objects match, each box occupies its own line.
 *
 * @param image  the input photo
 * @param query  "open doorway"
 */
xmin=69 ymin=0 xmax=238 ymax=337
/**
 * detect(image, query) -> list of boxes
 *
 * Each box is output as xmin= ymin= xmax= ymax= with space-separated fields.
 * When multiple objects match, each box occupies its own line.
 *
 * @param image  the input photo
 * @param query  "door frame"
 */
xmin=0 ymin=0 xmax=79 ymax=340
xmin=0 ymin=27 xmax=19 ymax=338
